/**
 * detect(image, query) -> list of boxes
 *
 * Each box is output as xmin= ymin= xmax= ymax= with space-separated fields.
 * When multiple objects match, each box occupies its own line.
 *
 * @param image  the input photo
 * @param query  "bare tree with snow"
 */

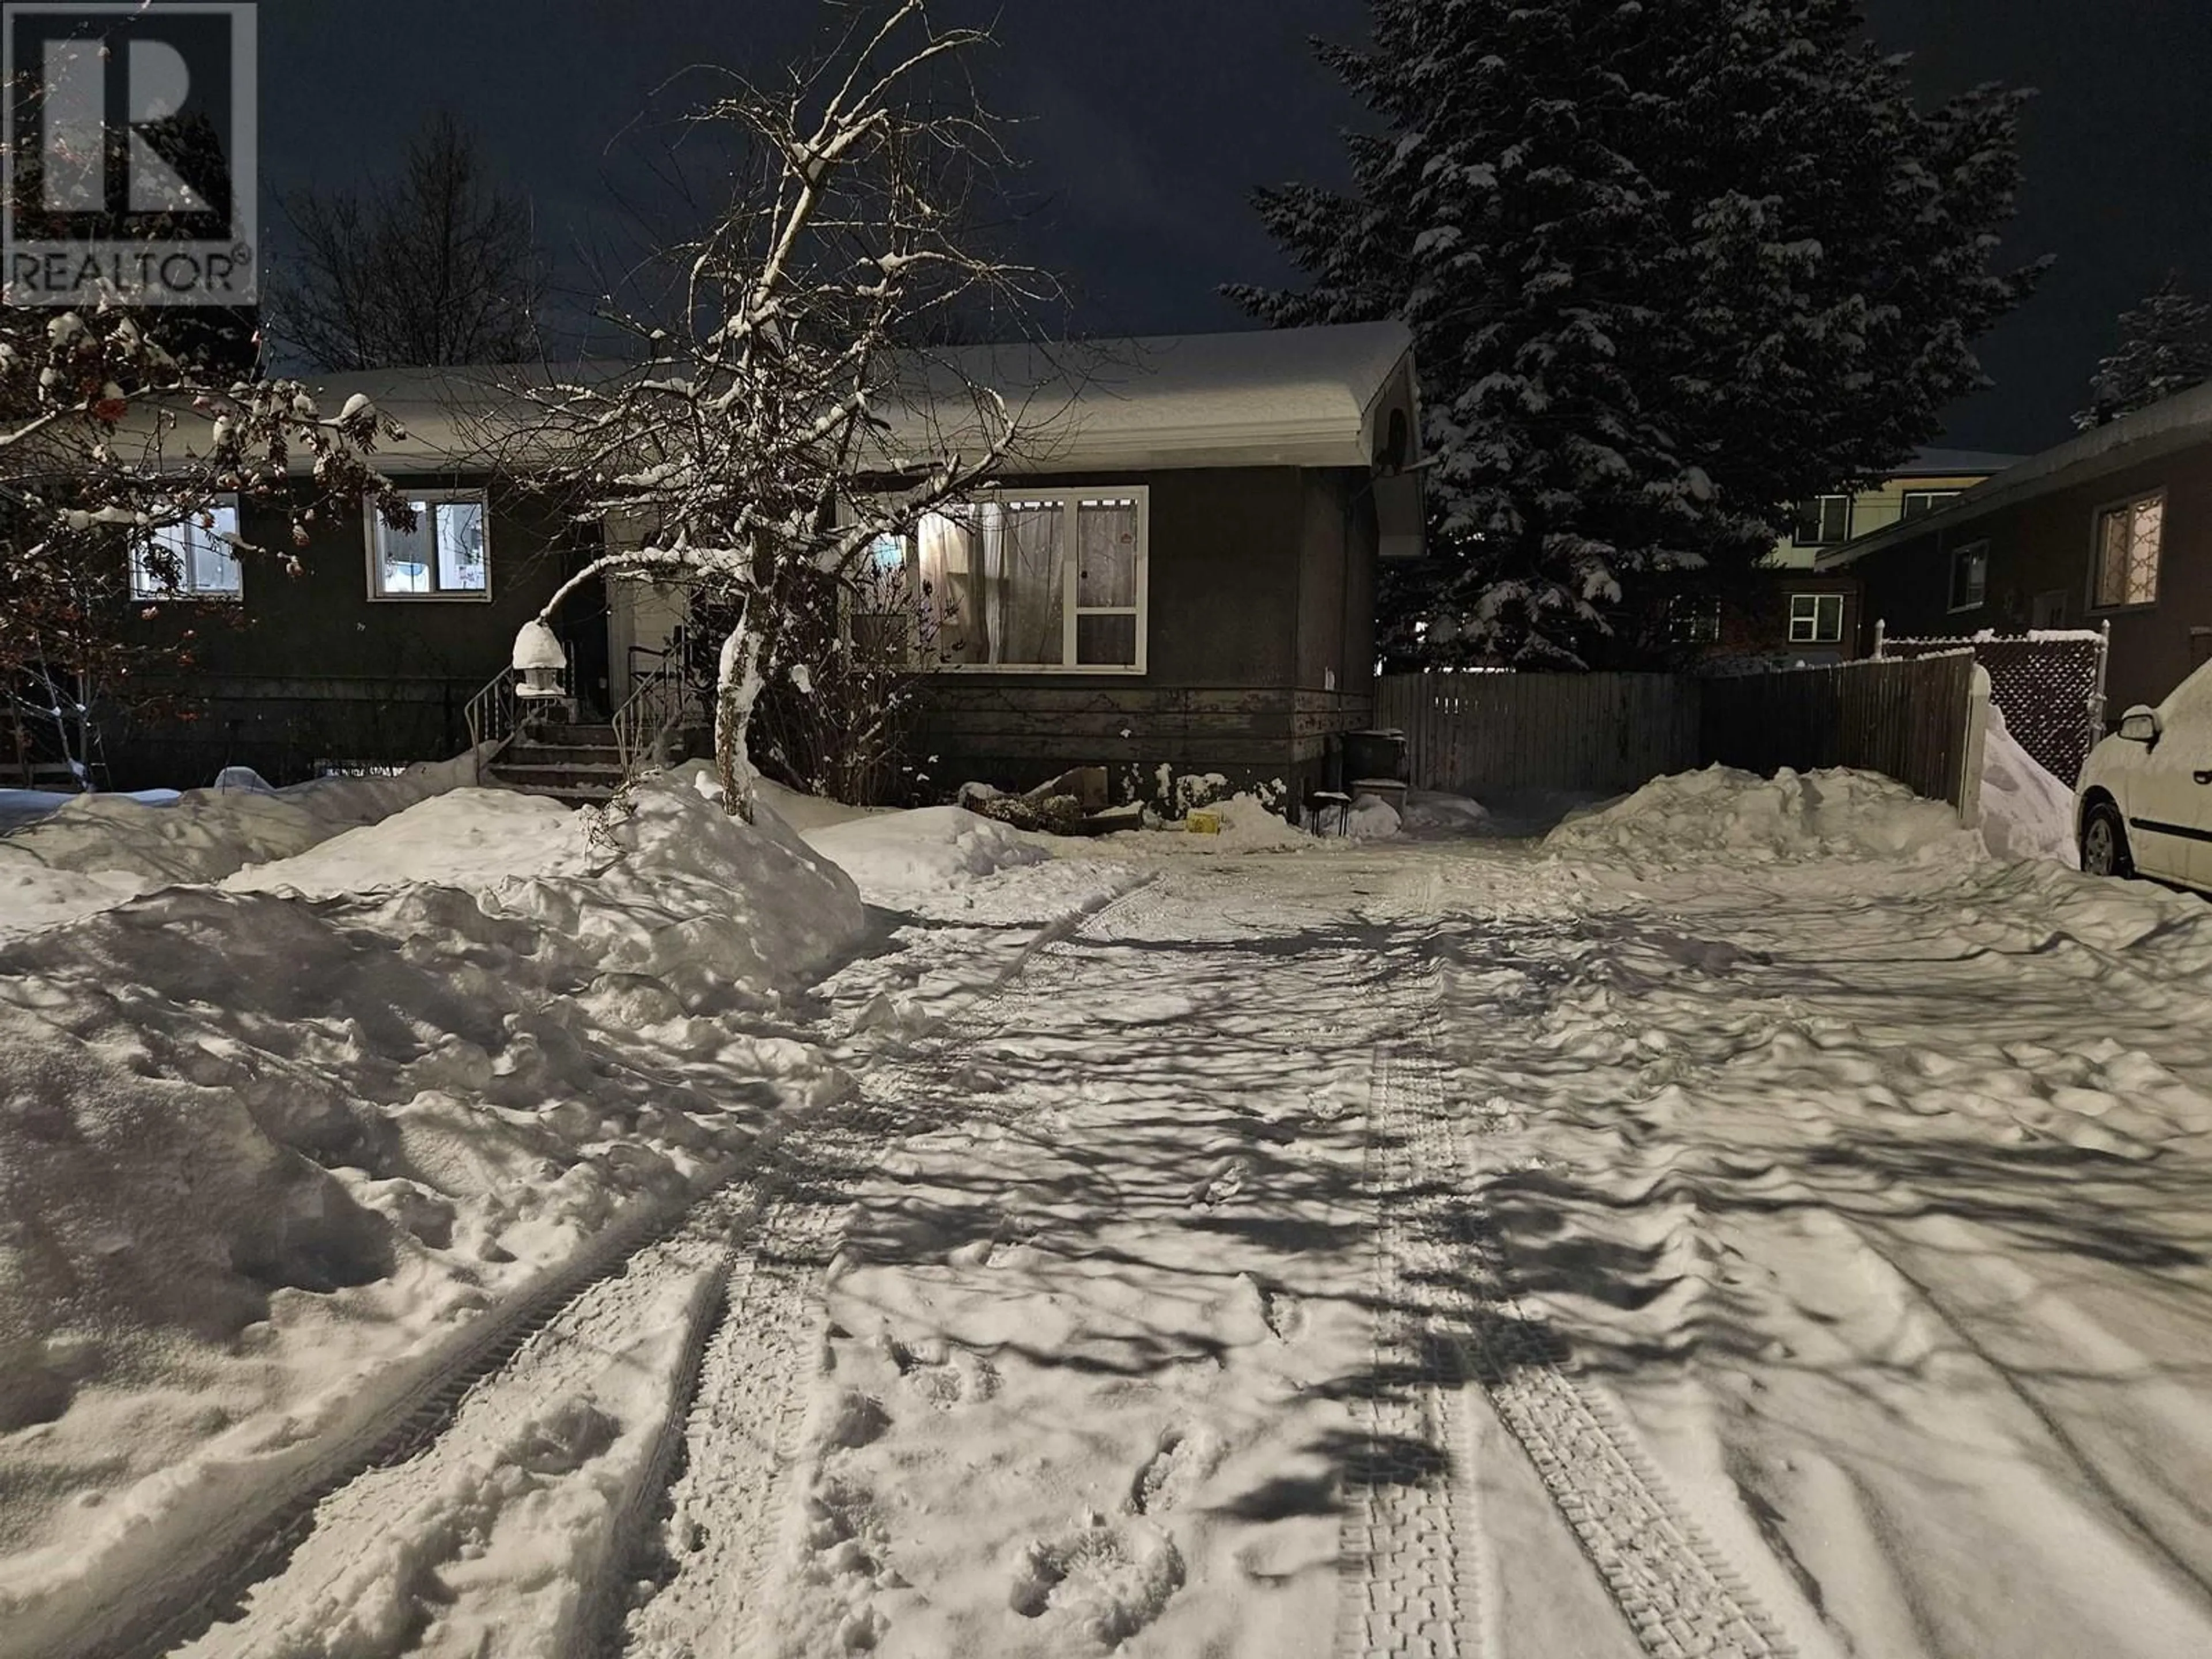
xmin=0 ymin=306 xmax=411 ymax=784
xmin=514 ymin=1 xmax=1055 ymax=819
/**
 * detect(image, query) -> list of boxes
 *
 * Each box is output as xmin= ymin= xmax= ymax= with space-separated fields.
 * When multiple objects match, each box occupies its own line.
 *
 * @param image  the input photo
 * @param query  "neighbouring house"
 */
xmin=1669 ymin=448 xmax=2020 ymax=669
xmin=95 ymin=323 xmax=1423 ymax=802
xmin=1818 ymin=385 xmax=2212 ymax=721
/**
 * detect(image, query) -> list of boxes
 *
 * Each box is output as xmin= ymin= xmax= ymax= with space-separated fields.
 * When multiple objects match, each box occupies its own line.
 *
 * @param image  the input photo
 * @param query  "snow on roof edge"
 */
xmin=1820 ymin=381 xmax=2212 ymax=569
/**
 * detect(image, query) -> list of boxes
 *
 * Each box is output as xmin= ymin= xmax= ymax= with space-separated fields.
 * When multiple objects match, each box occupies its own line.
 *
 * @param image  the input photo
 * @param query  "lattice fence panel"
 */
xmin=1881 ymin=631 xmax=2108 ymax=786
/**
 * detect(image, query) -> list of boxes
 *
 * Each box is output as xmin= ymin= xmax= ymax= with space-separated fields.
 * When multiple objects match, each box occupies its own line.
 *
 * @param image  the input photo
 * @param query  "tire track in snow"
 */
xmin=610 ymin=876 xmax=1164 ymax=1659
xmin=54 ymin=1147 xmax=786 ymax=1659
xmin=1393 ymin=945 xmax=1801 ymax=1659
xmin=1336 ymin=1032 xmax=1490 ymax=1659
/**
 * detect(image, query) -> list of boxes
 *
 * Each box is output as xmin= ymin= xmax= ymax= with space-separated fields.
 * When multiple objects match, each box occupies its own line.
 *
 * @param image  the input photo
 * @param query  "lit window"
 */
xmin=131 ymin=497 xmax=241 ymax=600
xmin=2091 ymin=493 xmax=2162 ymax=609
xmin=1949 ymin=542 xmax=1988 ymax=612
xmin=1903 ymin=489 xmax=1961 ymax=520
xmin=368 ymin=490 xmax=490 ymax=600
xmin=900 ymin=488 xmax=1148 ymax=672
xmin=1791 ymin=495 xmax=1853 ymax=545
xmin=1788 ymin=592 xmax=1844 ymax=643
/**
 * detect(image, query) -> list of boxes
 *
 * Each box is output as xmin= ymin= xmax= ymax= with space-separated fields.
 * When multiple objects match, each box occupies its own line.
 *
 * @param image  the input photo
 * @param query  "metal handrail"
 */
xmin=612 ymin=662 xmax=691 ymax=783
xmin=462 ymin=668 xmax=518 ymax=781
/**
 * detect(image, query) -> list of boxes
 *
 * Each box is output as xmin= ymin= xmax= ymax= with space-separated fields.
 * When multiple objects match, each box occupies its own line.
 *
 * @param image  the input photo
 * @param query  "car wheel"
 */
xmin=2081 ymin=800 xmax=2134 ymax=878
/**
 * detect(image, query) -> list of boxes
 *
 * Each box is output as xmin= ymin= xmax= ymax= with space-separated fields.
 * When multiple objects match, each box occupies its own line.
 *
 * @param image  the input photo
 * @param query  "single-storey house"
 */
xmin=1817 ymin=384 xmax=2212 ymax=719
xmin=99 ymin=323 xmax=1423 ymax=802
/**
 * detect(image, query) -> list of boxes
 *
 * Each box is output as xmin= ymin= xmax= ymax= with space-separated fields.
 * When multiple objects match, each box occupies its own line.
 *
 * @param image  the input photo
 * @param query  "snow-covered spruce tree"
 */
xmin=1229 ymin=0 xmax=2042 ymax=666
xmin=0 ymin=306 xmax=408 ymax=783
xmin=518 ymin=1 xmax=1046 ymax=819
xmin=2075 ymin=272 xmax=2212 ymax=431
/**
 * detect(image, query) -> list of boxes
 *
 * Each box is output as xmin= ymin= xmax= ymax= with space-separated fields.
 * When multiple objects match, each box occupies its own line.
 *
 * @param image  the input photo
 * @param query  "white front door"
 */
xmin=607 ymin=576 xmax=690 ymax=707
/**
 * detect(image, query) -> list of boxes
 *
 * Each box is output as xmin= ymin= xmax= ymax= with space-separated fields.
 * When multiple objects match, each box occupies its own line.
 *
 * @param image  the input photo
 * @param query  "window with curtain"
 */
xmin=2091 ymin=493 xmax=2163 ymax=609
xmin=131 ymin=495 xmax=241 ymax=599
xmin=901 ymin=487 xmax=1147 ymax=671
xmin=368 ymin=489 xmax=491 ymax=599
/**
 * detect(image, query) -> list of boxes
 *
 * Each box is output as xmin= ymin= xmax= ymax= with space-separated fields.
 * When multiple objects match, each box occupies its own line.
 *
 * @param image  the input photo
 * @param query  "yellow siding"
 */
xmin=1767 ymin=473 xmax=1997 ymax=570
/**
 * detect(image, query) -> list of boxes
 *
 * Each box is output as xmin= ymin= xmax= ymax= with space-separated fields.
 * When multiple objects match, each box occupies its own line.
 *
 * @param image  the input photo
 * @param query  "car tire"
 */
xmin=2081 ymin=799 xmax=2134 ymax=879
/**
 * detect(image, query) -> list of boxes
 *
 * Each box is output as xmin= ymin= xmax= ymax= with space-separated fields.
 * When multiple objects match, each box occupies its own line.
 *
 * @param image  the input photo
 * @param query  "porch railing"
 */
xmin=462 ymin=668 xmax=518 ymax=781
xmin=463 ymin=661 xmax=573 ymax=781
xmin=613 ymin=661 xmax=692 ymax=782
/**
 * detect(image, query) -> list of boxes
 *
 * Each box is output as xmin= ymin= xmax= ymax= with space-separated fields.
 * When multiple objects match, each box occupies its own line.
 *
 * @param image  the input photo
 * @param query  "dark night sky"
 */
xmin=258 ymin=1 xmax=2212 ymax=457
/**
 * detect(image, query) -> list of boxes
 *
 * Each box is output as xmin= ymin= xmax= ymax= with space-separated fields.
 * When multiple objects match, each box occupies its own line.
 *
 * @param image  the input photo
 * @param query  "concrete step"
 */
xmin=502 ymin=742 xmax=624 ymax=767
xmin=488 ymin=762 xmax=625 ymax=796
xmin=518 ymin=722 xmax=619 ymax=745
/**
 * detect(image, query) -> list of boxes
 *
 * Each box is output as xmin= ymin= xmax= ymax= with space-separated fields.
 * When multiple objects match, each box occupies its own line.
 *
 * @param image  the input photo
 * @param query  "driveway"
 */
xmin=93 ymin=832 xmax=2212 ymax=1659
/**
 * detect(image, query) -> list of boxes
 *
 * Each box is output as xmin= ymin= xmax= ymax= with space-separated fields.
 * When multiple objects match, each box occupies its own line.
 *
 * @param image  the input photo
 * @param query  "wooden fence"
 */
xmin=1377 ymin=652 xmax=1986 ymax=812
xmin=1375 ymin=672 xmax=1700 ymax=796
xmin=1701 ymin=650 xmax=1983 ymax=809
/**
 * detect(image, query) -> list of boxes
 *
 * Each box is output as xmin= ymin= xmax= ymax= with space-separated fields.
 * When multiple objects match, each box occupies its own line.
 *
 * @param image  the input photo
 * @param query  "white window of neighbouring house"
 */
xmin=1902 ymin=489 xmax=1961 ymax=521
xmin=131 ymin=496 xmax=241 ymax=599
xmin=1949 ymin=541 xmax=1988 ymax=612
xmin=1791 ymin=495 xmax=1853 ymax=545
xmin=367 ymin=490 xmax=490 ymax=600
xmin=903 ymin=487 xmax=1148 ymax=672
xmin=2091 ymin=492 xmax=2163 ymax=609
xmin=1788 ymin=592 xmax=1843 ymax=643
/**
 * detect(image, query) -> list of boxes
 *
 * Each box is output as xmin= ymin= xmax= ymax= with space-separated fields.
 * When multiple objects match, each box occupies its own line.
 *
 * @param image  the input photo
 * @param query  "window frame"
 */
xmin=1948 ymin=540 xmax=1990 ymax=613
xmin=1787 ymin=591 xmax=1844 ymax=644
xmin=1793 ymin=494 xmax=1854 ymax=546
xmin=2086 ymin=488 xmax=2165 ymax=613
xmin=364 ymin=487 xmax=494 ymax=603
xmin=130 ymin=493 xmax=243 ymax=601
xmin=872 ymin=484 xmax=1150 ymax=675
xmin=1902 ymin=489 xmax=1961 ymax=521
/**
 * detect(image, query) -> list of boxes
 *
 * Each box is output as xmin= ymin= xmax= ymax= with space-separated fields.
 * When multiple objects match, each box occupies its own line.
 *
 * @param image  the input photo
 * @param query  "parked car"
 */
xmin=2078 ymin=658 xmax=2212 ymax=888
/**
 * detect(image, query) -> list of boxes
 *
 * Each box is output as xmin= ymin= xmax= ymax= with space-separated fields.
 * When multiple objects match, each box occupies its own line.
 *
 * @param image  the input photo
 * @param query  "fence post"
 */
xmin=1872 ymin=618 xmax=1886 ymax=660
xmin=2090 ymin=619 xmax=2112 ymax=736
xmin=1956 ymin=662 xmax=1992 ymax=825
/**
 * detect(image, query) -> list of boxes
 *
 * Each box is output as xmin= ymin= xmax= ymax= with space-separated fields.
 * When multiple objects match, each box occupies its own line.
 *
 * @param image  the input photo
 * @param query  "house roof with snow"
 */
xmin=1818 ymin=389 xmax=2212 ymax=569
xmin=286 ymin=321 xmax=1422 ymax=478
xmin=1892 ymin=446 xmax=2025 ymax=478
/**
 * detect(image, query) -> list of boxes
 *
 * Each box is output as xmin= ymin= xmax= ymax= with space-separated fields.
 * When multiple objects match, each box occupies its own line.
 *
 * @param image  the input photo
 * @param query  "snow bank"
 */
xmin=1979 ymin=706 xmax=2081 ymax=868
xmin=803 ymin=804 xmax=1051 ymax=902
xmin=1399 ymin=790 xmax=1491 ymax=838
xmin=225 ymin=787 xmax=589 ymax=899
xmin=1347 ymin=792 xmax=1403 ymax=839
xmin=0 ymin=751 xmax=484 ymax=934
xmin=0 ymin=768 xmax=866 ymax=1631
xmin=1543 ymin=765 xmax=1979 ymax=867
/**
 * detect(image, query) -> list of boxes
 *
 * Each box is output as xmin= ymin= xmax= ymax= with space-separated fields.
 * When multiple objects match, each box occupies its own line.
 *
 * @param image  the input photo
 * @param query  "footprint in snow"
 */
xmin=881 ymin=1332 xmax=999 ymax=1408
xmin=1128 ymin=1425 xmax=1224 ymax=1516
xmin=1188 ymin=1155 xmax=1251 ymax=1209
xmin=1007 ymin=1512 xmax=1184 ymax=1645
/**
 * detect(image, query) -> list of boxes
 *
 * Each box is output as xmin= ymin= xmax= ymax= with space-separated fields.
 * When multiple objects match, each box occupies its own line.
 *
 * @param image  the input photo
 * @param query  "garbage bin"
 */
xmin=1342 ymin=729 xmax=1406 ymax=783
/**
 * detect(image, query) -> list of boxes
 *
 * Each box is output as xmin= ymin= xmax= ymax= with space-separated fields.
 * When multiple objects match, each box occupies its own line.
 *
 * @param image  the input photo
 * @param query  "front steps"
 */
xmin=486 ymin=722 xmax=624 ymax=806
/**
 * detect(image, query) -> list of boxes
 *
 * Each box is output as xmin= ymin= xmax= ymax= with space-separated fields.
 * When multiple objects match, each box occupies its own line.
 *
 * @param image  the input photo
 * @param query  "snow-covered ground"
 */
xmin=7 ymin=758 xmax=2210 ymax=1658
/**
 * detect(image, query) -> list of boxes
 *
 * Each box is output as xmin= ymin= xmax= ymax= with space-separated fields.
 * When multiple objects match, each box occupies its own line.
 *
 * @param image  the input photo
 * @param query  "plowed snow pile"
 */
xmin=804 ymin=805 xmax=1051 ymax=903
xmin=1979 ymin=706 xmax=2081 ymax=867
xmin=1544 ymin=764 xmax=1980 ymax=866
xmin=0 ymin=754 xmax=482 ymax=935
xmin=0 ymin=767 xmax=865 ymax=1635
